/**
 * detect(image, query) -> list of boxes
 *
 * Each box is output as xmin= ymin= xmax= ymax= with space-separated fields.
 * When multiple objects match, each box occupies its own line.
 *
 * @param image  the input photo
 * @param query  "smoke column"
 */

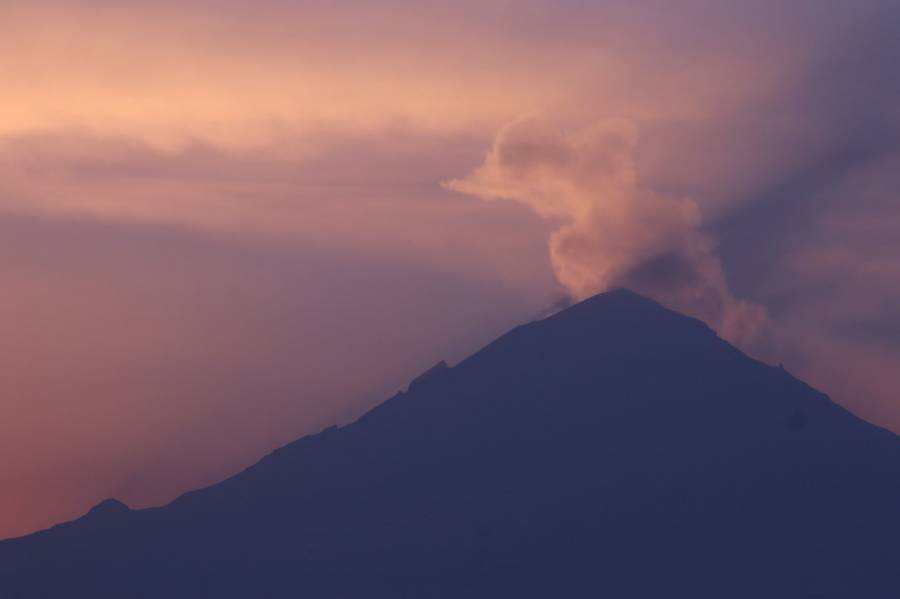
xmin=446 ymin=119 xmax=766 ymax=344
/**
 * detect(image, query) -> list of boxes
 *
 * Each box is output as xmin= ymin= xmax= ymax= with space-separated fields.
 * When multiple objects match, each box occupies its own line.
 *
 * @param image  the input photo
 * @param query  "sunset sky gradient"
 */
xmin=2 ymin=0 xmax=899 ymax=538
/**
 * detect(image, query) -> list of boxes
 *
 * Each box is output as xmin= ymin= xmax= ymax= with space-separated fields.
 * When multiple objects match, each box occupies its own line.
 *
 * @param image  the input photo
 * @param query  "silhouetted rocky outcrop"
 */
xmin=2 ymin=289 xmax=898 ymax=598
xmin=407 ymin=359 xmax=449 ymax=391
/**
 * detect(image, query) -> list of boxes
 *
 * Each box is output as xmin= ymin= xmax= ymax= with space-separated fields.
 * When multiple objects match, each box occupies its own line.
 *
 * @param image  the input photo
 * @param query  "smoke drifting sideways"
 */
xmin=446 ymin=120 xmax=766 ymax=345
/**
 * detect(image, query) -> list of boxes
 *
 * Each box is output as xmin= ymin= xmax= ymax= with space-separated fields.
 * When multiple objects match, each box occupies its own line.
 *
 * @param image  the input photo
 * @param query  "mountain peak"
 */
xmin=550 ymin=287 xmax=680 ymax=318
xmin=549 ymin=287 xmax=659 ymax=315
xmin=520 ymin=287 xmax=718 ymax=355
xmin=85 ymin=498 xmax=130 ymax=519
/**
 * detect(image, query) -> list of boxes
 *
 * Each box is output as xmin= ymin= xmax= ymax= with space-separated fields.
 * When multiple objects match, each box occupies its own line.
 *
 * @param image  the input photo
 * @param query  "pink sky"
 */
xmin=1 ymin=0 xmax=898 ymax=538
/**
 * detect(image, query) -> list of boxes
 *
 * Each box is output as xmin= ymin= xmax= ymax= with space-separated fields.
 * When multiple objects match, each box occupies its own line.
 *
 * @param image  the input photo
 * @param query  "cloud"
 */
xmin=446 ymin=119 xmax=766 ymax=343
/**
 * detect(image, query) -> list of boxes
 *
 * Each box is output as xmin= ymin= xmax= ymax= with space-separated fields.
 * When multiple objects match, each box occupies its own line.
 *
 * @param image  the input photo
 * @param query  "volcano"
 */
xmin=2 ymin=289 xmax=899 ymax=598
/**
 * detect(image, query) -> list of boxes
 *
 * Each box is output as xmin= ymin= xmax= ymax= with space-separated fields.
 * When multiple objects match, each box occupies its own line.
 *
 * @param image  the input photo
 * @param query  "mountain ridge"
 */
xmin=32 ymin=288 xmax=890 ymax=532
xmin=2 ymin=288 xmax=898 ymax=598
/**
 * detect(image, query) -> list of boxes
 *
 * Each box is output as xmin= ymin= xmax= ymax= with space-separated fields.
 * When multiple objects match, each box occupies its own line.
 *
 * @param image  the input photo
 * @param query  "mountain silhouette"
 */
xmin=2 ymin=289 xmax=899 ymax=598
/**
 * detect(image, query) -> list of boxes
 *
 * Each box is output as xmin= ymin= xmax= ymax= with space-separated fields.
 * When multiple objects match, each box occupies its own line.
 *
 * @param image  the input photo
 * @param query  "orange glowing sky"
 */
xmin=2 ymin=0 xmax=898 ymax=538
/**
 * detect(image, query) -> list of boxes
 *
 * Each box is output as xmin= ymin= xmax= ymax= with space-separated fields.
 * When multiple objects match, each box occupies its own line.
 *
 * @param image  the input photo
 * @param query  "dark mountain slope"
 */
xmin=2 ymin=289 xmax=899 ymax=598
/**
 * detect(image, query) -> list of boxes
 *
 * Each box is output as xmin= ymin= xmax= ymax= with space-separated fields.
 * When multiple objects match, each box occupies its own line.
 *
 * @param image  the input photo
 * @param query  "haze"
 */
xmin=2 ymin=0 xmax=898 ymax=538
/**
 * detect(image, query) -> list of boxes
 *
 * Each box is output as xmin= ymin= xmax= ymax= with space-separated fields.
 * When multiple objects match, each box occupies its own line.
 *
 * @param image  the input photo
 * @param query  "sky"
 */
xmin=1 ymin=0 xmax=898 ymax=538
